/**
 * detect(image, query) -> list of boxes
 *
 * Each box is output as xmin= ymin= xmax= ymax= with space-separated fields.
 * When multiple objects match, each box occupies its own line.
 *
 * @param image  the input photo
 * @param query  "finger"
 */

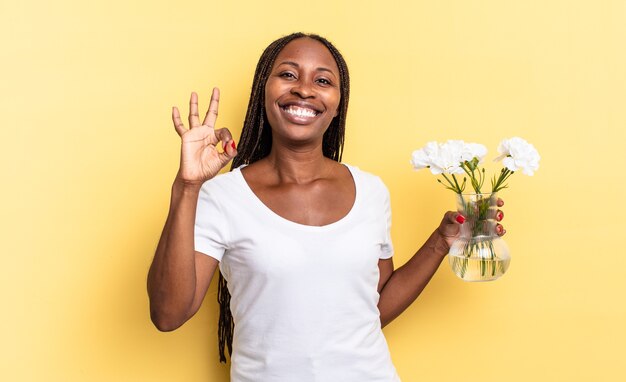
xmin=172 ymin=107 xmax=186 ymax=137
xmin=496 ymin=209 xmax=504 ymax=222
xmin=214 ymin=127 xmax=234 ymax=148
xmin=455 ymin=213 xmax=466 ymax=224
xmin=443 ymin=210 xmax=465 ymax=225
xmin=218 ymin=140 xmax=237 ymax=167
xmin=497 ymin=198 xmax=504 ymax=207
xmin=188 ymin=92 xmax=201 ymax=128
xmin=438 ymin=211 xmax=463 ymax=238
xmin=496 ymin=223 xmax=505 ymax=236
xmin=223 ymin=139 xmax=237 ymax=157
xmin=202 ymin=87 xmax=220 ymax=128
xmin=217 ymin=127 xmax=237 ymax=157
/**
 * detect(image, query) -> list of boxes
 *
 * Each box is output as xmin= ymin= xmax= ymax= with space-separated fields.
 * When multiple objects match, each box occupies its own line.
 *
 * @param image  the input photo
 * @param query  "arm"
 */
xmin=377 ymin=200 xmax=506 ymax=327
xmin=147 ymin=181 xmax=219 ymax=331
xmin=377 ymin=211 xmax=462 ymax=328
xmin=147 ymin=89 xmax=236 ymax=331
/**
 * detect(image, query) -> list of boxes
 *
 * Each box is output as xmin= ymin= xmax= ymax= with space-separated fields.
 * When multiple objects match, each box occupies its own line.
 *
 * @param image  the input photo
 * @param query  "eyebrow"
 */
xmin=277 ymin=61 xmax=337 ymax=76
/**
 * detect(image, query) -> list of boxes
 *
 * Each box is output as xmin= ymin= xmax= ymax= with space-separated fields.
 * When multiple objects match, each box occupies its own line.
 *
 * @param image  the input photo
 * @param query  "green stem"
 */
xmin=480 ymin=242 xmax=485 ymax=276
xmin=452 ymin=174 xmax=463 ymax=193
xmin=479 ymin=168 xmax=485 ymax=190
xmin=461 ymin=162 xmax=481 ymax=193
xmin=492 ymin=168 xmax=515 ymax=192
xmin=440 ymin=174 xmax=458 ymax=192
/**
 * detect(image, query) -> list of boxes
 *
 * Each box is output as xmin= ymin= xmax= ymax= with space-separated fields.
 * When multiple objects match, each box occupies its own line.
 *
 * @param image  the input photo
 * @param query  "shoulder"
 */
xmin=344 ymin=164 xmax=389 ymax=196
xmin=198 ymin=167 xmax=244 ymax=199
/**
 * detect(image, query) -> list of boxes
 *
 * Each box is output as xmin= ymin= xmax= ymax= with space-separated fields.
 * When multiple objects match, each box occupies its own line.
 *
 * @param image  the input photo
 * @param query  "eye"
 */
xmin=279 ymin=72 xmax=296 ymax=79
xmin=316 ymin=78 xmax=332 ymax=85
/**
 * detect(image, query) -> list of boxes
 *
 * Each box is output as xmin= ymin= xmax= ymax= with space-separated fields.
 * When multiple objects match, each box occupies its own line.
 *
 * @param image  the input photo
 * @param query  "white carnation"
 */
xmin=428 ymin=140 xmax=464 ymax=175
xmin=462 ymin=142 xmax=488 ymax=163
xmin=411 ymin=140 xmax=486 ymax=175
xmin=495 ymin=137 xmax=540 ymax=175
xmin=411 ymin=141 xmax=464 ymax=175
xmin=410 ymin=141 xmax=436 ymax=170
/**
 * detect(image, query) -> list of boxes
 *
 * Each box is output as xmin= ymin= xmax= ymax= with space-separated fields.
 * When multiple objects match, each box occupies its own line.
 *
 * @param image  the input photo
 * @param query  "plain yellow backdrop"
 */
xmin=2 ymin=0 xmax=625 ymax=381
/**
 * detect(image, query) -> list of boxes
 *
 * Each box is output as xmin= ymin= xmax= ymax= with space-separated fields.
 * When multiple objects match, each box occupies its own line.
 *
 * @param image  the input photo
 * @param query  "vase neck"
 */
xmin=455 ymin=193 xmax=499 ymax=238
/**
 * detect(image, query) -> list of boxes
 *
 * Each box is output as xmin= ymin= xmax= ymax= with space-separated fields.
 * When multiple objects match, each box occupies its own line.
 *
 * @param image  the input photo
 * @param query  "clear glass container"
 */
xmin=448 ymin=192 xmax=510 ymax=282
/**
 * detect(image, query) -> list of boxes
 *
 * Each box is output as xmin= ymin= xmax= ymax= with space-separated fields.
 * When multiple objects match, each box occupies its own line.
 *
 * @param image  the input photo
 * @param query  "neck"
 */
xmin=265 ymin=142 xmax=333 ymax=184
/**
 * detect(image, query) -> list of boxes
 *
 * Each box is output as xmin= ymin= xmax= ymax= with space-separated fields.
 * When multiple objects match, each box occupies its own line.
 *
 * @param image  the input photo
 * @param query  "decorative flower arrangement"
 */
xmin=411 ymin=137 xmax=540 ymax=281
xmin=411 ymin=137 xmax=540 ymax=194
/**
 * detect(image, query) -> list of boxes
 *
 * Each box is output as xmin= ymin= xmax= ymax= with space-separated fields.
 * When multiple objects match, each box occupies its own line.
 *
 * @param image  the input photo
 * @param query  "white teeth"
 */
xmin=284 ymin=106 xmax=318 ymax=118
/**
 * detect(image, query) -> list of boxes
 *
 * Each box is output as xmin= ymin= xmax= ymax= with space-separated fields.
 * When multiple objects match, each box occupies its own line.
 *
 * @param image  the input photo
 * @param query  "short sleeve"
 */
xmin=194 ymin=181 xmax=230 ymax=262
xmin=379 ymin=181 xmax=394 ymax=259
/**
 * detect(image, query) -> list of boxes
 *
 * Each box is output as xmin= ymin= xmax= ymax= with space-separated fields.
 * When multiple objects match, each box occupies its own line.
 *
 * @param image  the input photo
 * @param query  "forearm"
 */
xmin=378 ymin=230 xmax=449 ymax=327
xmin=147 ymin=179 xmax=202 ymax=330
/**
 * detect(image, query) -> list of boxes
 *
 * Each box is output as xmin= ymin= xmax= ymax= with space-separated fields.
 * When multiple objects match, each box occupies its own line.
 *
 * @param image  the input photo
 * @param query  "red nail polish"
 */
xmin=496 ymin=224 xmax=504 ymax=235
xmin=455 ymin=215 xmax=465 ymax=224
xmin=496 ymin=210 xmax=504 ymax=221
xmin=231 ymin=140 xmax=236 ymax=150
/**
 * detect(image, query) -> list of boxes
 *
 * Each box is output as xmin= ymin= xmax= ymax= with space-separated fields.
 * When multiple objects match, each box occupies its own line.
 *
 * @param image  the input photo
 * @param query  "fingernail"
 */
xmin=455 ymin=214 xmax=465 ymax=224
xmin=496 ymin=210 xmax=504 ymax=221
xmin=496 ymin=224 xmax=504 ymax=235
xmin=497 ymin=198 xmax=504 ymax=207
xmin=231 ymin=140 xmax=236 ymax=150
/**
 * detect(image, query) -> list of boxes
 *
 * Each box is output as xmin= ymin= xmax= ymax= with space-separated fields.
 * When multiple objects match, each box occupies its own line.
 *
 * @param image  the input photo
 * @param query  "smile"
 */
xmin=281 ymin=105 xmax=320 ymax=118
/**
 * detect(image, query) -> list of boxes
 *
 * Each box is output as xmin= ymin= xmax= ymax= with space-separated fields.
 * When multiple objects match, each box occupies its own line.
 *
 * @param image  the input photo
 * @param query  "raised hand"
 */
xmin=172 ymin=88 xmax=237 ymax=185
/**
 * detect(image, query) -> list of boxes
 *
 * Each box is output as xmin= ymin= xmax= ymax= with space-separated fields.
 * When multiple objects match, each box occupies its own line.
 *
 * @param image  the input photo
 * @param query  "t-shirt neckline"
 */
xmin=234 ymin=163 xmax=360 ymax=231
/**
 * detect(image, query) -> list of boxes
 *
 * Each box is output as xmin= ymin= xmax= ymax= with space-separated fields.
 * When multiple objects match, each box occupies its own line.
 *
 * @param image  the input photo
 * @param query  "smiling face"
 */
xmin=264 ymin=37 xmax=341 ymax=148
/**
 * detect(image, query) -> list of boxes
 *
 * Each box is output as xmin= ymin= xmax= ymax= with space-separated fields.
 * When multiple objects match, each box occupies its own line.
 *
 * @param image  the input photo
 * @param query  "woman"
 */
xmin=147 ymin=32 xmax=503 ymax=381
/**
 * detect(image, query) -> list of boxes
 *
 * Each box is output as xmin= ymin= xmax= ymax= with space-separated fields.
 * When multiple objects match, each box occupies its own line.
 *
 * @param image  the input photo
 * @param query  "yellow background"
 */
xmin=2 ymin=0 xmax=625 ymax=381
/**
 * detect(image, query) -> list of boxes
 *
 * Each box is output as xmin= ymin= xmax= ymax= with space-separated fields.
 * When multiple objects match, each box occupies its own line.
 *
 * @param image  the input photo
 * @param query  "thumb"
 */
xmin=438 ymin=211 xmax=464 ymax=238
xmin=218 ymin=139 xmax=238 ymax=167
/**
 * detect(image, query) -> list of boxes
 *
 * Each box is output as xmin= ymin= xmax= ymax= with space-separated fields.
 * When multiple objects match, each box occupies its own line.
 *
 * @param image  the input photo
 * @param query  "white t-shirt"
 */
xmin=195 ymin=164 xmax=401 ymax=382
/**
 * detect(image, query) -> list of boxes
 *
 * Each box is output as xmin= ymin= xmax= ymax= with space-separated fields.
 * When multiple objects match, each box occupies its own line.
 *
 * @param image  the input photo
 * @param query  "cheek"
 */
xmin=331 ymin=94 xmax=341 ymax=117
xmin=263 ymin=82 xmax=272 ymax=106
xmin=263 ymin=85 xmax=283 ymax=129
xmin=264 ymin=79 xmax=285 ymax=109
xmin=263 ymin=82 xmax=277 ymax=115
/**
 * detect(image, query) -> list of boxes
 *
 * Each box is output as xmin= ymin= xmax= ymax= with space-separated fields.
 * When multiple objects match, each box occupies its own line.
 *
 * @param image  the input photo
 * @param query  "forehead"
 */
xmin=272 ymin=37 xmax=340 ymax=73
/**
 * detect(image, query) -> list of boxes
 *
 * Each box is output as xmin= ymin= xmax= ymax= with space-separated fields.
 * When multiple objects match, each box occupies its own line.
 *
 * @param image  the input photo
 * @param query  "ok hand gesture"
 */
xmin=172 ymin=88 xmax=237 ymax=185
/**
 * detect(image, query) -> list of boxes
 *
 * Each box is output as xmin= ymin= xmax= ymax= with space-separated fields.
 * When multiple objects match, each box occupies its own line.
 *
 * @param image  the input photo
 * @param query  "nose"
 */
xmin=290 ymin=78 xmax=315 ymax=99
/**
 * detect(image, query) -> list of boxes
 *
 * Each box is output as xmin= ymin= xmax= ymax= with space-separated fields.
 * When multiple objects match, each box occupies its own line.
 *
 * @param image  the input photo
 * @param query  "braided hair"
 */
xmin=217 ymin=32 xmax=351 ymax=363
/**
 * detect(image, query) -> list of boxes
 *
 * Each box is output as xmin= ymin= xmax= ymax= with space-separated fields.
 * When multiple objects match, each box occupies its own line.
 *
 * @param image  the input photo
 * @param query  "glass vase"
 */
xmin=448 ymin=192 xmax=511 ymax=282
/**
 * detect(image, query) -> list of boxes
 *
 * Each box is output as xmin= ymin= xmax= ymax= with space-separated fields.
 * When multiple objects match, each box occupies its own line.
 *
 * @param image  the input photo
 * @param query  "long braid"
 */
xmin=217 ymin=32 xmax=350 ymax=363
xmin=216 ymin=272 xmax=232 ymax=363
